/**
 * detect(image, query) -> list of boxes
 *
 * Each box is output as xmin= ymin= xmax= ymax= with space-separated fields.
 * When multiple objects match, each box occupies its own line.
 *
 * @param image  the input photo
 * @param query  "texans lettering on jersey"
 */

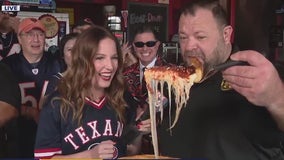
xmin=34 ymin=93 xmax=126 ymax=159
xmin=0 ymin=32 xmax=21 ymax=60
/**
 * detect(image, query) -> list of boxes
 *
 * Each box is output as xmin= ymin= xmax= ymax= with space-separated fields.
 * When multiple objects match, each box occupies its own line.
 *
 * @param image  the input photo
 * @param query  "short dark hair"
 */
xmin=180 ymin=0 xmax=228 ymax=28
xmin=132 ymin=24 xmax=160 ymax=42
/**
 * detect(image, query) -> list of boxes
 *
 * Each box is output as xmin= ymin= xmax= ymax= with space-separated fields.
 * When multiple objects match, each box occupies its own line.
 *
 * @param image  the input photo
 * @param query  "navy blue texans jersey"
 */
xmin=0 ymin=32 xmax=21 ymax=60
xmin=34 ymin=92 xmax=126 ymax=159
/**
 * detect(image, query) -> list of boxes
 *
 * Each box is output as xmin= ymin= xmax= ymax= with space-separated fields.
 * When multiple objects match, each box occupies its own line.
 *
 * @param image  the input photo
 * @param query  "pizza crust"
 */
xmin=189 ymin=57 xmax=203 ymax=82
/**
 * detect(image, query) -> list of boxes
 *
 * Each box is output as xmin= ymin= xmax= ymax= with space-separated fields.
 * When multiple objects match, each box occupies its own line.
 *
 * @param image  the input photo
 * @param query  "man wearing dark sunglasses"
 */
xmin=123 ymin=24 xmax=173 ymax=154
xmin=0 ymin=0 xmax=21 ymax=60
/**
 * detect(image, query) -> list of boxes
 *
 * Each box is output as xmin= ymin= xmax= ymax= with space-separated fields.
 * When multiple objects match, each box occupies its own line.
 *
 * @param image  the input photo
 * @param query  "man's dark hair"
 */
xmin=180 ymin=0 xmax=229 ymax=28
xmin=132 ymin=24 xmax=160 ymax=42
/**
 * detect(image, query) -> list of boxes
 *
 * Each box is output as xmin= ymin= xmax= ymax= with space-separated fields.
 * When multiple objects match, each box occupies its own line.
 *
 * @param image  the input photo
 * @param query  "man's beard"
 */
xmin=182 ymin=38 xmax=230 ymax=74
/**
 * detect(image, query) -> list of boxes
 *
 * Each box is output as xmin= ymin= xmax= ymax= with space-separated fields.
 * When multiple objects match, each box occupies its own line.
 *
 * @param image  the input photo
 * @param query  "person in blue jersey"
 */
xmin=0 ymin=0 xmax=21 ymax=60
xmin=45 ymin=33 xmax=79 ymax=96
xmin=0 ymin=63 xmax=21 ymax=158
xmin=34 ymin=25 xmax=128 ymax=159
xmin=1 ymin=18 xmax=63 ymax=158
xmin=157 ymin=0 xmax=284 ymax=159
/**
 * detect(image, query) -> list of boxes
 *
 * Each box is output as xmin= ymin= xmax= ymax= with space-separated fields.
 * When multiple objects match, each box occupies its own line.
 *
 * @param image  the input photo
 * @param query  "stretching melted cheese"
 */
xmin=144 ymin=65 xmax=198 ymax=158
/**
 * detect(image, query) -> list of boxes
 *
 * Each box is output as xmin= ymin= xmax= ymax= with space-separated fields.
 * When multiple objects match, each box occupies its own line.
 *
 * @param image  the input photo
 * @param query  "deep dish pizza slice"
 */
xmin=144 ymin=58 xmax=203 ymax=127
xmin=143 ymin=57 xmax=203 ymax=158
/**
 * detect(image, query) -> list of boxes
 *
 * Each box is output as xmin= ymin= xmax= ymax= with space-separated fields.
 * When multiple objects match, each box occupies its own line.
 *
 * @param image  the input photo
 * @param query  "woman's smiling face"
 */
xmin=92 ymin=37 xmax=118 ymax=90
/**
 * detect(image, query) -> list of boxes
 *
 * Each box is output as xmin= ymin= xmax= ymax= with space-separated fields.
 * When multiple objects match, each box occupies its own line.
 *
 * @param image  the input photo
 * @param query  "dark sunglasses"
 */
xmin=134 ymin=41 xmax=157 ymax=48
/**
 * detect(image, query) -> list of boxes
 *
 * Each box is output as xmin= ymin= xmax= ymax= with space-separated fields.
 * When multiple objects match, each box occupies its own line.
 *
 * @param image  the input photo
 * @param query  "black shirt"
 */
xmin=158 ymin=72 xmax=284 ymax=160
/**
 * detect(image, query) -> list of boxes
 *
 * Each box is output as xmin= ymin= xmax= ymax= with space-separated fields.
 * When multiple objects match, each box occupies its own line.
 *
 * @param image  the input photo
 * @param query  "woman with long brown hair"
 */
xmin=34 ymin=25 xmax=127 ymax=159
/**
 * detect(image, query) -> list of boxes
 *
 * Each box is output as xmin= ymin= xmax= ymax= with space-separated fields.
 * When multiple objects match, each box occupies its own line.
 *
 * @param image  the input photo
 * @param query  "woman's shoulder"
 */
xmin=43 ymin=91 xmax=62 ymax=109
xmin=41 ymin=91 xmax=63 ymax=122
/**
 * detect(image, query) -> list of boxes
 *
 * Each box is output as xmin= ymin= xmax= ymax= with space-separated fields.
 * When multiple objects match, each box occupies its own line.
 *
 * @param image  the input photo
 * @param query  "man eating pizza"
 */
xmin=156 ymin=0 xmax=284 ymax=159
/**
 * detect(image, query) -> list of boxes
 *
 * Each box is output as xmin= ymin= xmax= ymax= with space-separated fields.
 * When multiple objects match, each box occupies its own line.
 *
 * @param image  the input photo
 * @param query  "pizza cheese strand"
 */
xmin=145 ymin=66 xmax=197 ymax=128
xmin=144 ymin=65 xmax=199 ymax=158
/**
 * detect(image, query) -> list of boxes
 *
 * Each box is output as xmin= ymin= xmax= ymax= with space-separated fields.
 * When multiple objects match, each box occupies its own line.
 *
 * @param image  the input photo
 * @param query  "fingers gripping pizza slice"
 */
xmin=143 ymin=57 xmax=203 ymax=158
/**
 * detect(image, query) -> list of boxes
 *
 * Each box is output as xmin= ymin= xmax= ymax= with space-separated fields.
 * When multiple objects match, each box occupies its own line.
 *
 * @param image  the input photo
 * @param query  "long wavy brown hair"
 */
xmin=55 ymin=25 xmax=126 ymax=124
